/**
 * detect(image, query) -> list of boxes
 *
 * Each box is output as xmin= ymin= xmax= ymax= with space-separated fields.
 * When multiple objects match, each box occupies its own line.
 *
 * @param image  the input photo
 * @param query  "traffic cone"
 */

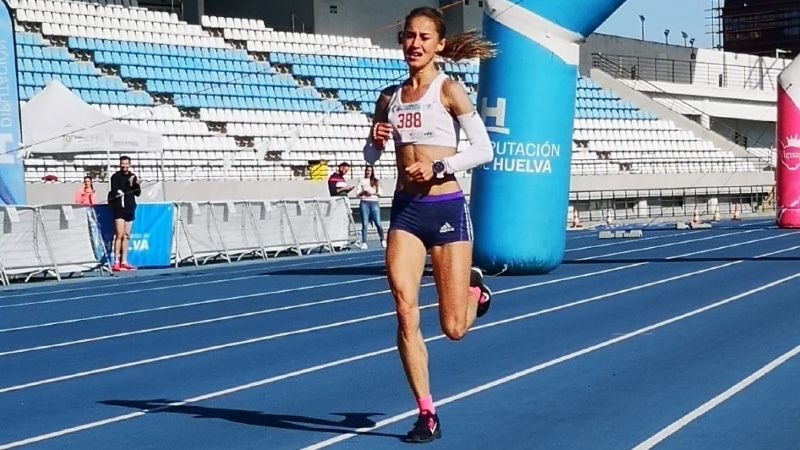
xmin=732 ymin=203 xmax=742 ymax=220
xmin=572 ymin=209 xmax=583 ymax=229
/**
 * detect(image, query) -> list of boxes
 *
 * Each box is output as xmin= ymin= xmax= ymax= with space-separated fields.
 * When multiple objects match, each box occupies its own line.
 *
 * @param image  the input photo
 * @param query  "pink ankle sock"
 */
xmin=417 ymin=395 xmax=435 ymax=415
xmin=469 ymin=286 xmax=488 ymax=305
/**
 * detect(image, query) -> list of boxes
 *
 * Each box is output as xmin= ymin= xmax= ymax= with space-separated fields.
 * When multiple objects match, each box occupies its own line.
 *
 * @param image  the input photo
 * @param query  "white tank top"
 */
xmin=387 ymin=72 xmax=460 ymax=148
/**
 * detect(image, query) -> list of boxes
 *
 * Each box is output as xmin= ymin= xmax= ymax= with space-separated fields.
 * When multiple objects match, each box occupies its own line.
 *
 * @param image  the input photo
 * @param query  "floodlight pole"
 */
xmin=639 ymin=15 xmax=645 ymax=41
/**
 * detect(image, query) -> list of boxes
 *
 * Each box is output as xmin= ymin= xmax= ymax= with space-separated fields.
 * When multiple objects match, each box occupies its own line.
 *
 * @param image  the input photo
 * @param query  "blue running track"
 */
xmin=2 ymin=219 xmax=800 ymax=449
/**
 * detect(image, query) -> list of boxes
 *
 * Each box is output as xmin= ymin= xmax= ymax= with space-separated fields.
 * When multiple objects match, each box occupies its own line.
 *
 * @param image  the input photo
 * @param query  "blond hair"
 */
xmin=403 ymin=7 xmax=496 ymax=62
xmin=440 ymin=30 xmax=497 ymax=61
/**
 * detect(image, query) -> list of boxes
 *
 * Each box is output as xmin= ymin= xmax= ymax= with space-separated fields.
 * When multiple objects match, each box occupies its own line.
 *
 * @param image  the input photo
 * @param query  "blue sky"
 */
xmin=595 ymin=0 xmax=714 ymax=48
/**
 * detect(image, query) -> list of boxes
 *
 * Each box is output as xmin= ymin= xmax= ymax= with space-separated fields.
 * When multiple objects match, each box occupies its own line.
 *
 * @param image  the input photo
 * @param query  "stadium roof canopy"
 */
xmin=21 ymin=80 xmax=163 ymax=156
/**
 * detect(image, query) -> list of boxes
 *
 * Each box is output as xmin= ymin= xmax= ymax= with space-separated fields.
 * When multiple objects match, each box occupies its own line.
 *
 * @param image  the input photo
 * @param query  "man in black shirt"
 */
xmin=107 ymin=155 xmax=141 ymax=272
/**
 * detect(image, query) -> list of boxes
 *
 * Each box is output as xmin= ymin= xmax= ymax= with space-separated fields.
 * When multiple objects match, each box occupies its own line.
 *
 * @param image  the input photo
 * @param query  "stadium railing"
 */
xmin=24 ymin=154 xmax=774 ymax=184
xmin=591 ymin=53 xmax=784 ymax=91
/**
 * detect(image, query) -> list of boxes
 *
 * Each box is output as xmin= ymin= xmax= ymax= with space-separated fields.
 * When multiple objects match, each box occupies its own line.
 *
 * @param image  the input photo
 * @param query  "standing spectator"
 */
xmin=107 ymin=155 xmax=141 ymax=272
xmin=356 ymin=165 xmax=386 ymax=249
xmin=327 ymin=162 xmax=355 ymax=197
xmin=73 ymin=176 xmax=96 ymax=205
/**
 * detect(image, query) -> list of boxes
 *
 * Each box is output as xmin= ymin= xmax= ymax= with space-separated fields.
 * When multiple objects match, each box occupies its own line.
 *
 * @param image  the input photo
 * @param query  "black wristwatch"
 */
xmin=432 ymin=160 xmax=446 ymax=179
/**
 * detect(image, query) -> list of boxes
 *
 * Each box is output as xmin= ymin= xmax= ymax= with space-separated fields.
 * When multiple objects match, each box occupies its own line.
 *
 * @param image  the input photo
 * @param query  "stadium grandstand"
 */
xmin=0 ymin=0 xmax=790 ymax=246
xmin=3 ymin=0 xmax=782 ymax=202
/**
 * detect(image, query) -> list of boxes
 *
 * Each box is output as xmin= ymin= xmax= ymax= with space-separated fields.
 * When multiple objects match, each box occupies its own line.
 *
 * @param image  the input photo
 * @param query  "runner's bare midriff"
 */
xmin=395 ymin=143 xmax=460 ymax=195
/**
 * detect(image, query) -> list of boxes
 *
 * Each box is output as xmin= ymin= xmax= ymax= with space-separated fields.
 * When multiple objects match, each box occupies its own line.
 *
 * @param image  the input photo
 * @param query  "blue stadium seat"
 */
xmin=72 ymin=75 xmax=85 ymax=89
xmin=17 ymin=58 xmax=30 ymax=72
xmin=20 ymin=71 xmax=34 ymax=86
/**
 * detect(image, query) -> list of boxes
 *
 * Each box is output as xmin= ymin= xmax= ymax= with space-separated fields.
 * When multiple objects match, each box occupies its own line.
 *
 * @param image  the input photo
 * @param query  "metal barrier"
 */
xmin=568 ymin=184 xmax=775 ymax=223
xmin=172 ymin=197 xmax=357 ymax=266
xmin=0 ymin=197 xmax=357 ymax=284
xmin=0 ymin=205 xmax=105 ymax=285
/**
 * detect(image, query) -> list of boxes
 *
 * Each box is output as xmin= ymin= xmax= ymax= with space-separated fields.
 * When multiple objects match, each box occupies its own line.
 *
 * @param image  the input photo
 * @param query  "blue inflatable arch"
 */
xmin=470 ymin=0 xmax=626 ymax=274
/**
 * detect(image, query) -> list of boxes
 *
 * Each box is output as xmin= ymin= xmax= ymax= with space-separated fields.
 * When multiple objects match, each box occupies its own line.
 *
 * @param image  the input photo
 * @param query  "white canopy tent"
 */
xmin=22 ymin=80 xmax=163 ymax=156
xmin=21 ymin=80 xmax=165 ymax=198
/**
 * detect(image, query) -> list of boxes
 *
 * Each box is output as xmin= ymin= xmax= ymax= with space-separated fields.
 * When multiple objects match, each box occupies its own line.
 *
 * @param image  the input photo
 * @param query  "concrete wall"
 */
xmin=26 ymin=179 xmax=331 ymax=205
xmin=579 ymin=33 xmax=696 ymax=78
xmin=693 ymin=48 xmax=787 ymax=91
xmin=311 ymin=0 xmax=437 ymax=48
xmin=311 ymin=0 xmax=480 ymax=49
xmin=204 ymin=0 xmax=315 ymax=32
xmin=204 ymin=0 xmax=482 ymax=48
xmin=440 ymin=0 xmax=483 ymax=37
xmin=711 ymin=118 xmax=776 ymax=150
xmin=582 ymin=34 xmax=790 ymax=91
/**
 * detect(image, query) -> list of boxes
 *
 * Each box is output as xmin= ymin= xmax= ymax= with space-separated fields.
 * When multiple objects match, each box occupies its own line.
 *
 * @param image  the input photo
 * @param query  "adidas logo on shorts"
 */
xmin=439 ymin=222 xmax=455 ymax=233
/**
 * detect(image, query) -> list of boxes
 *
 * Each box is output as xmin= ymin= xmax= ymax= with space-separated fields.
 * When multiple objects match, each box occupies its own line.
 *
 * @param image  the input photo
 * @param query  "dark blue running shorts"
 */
xmin=389 ymin=191 xmax=472 ymax=249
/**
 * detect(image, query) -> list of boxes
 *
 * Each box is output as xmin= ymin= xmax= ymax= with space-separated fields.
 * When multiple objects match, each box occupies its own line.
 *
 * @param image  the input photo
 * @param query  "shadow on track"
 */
xmin=101 ymin=399 xmax=404 ymax=440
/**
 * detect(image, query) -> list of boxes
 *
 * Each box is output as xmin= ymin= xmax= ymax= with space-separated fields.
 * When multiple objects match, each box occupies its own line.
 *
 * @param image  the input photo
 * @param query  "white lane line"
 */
xmin=0 ymin=224 xmax=759 ymax=307
xmin=0 ymin=305 xmax=437 ymax=395
xmin=0 ymin=231 xmax=725 ymax=332
xmin=0 ymin=265 xmax=643 ymax=356
xmin=666 ymin=232 xmax=800 ymax=259
xmin=575 ymin=230 xmax=757 ymax=261
xmin=0 ymin=254 xmax=383 ymax=299
xmin=0 ymin=344 xmax=400 ymax=450
xmin=304 ymin=270 xmax=800 ymax=449
xmin=0 ymin=259 xmax=384 ymax=309
xmin=3 ymin=228 xmax=762 ymax=330
xmin=0 ymin=253 xmax=381 ymax=300
xmin=5 ymin=263 xmax=794 ymax=450
xmin=633 ymin=343 xmax=800 ymax=450
xmin=741 ymin=219 xmax=776 ymax=226
xmin=0 ymin=284 xmax=431 ymax=357
xmin=6 ymin=230 xmax=794 ymax=355
xmin=0 ymin=217 xmax=769 ymax=303
xmin=566 ymin=217 xmax=773 ymax=253
xmin=567 ymin=230 xmax=702 ymax=252
xmin=757 ymin=244 xmax=800 ymax=258
xmin=0 ymin=276 xmax=387 ymax=334
xmin=0 ymin=255 xmax=745 ymax=394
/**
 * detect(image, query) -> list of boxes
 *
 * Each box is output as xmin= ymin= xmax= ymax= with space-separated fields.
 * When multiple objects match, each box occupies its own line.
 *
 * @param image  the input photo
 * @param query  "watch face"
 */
xmin=433 ymin=161 xmax=446 ymax=173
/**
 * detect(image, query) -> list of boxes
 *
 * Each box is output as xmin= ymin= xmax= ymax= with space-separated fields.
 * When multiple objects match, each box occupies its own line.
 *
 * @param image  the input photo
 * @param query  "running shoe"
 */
xmin=470 ymin=267 xmax=492 ymax=318
xmin=120 ymin=262 xmax=137 ymax=271
xmin=404 ymin=411 xmax=441 ymax=443
xmin=111 ymin=263 xmax=122 ymax=272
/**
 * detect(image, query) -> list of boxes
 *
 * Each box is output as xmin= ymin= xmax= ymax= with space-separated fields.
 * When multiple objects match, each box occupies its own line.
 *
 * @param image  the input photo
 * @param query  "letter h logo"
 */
xmin=480 ymin=97 xmax=510 ymax=135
